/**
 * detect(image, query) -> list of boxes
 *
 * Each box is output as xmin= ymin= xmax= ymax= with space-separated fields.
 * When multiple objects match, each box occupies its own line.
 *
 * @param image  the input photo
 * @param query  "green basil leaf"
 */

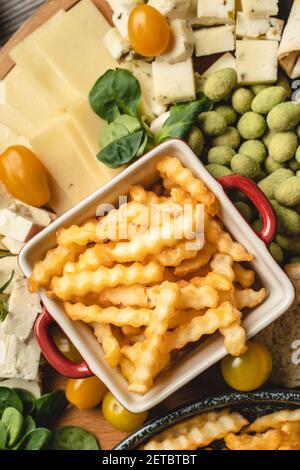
xmin=17 ymin=428 xmax=52 ymax=450
xmin=155 ymin=94 xmax=212 ymax=145
xmin=97 ymin=130 xmax=145 ymax=168
xmin=99 ymin=115 xmax=142 ymax=149
xmin=136 ymin=132 xmax=148 ymax=157
xmin=89 ymin=68 xmax=141 ymax=123
xmin=0 ymin=270 xmax=14 ymax=294
xmin=51 ymin=426 xmax=100 ymax=450
xmin=0 ymin=422 xmax=8 ymax=450
xmin=0 ymin=388 xmax=23 ymax=417
xmin=33 ymin=390 xmax=68 ymax=426
xmin=14 ymin=389 xmax=36 ymax=416
xmin=1 ymin=407 xmax=24 ymax=448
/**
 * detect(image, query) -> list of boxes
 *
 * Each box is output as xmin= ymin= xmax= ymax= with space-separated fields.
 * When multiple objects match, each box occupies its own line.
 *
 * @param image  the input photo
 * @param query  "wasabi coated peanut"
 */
xmin=262 ymin=129 xmax=277 ymax=149
xmin=234 ymin=201 xmax=253 ymax=223
xmin=187 ymin=127 xmax=205 ymax=157
xmin=297 ymin=170 xmax=300 ymax=178
xmin=198 ymin=111 xmax=227 ymax=136
xmin=239 ymin=140 xmax=266 ymax=165
xmin=251 ymin=84 xmax=270 ymax=95
xmin=206 ymin=164 xmax=233 ymax=179
xmin=237 ymin=112 xmax=267 ymax=140
xmin=274 ymin=176 xmax=300 ymax=207
xmin=269 ymin=242 xmax=284 ymax=264
xmin=231 ymin=88 xmax=254 ymax=114
xmin=269 ymin=131 xmax=298 ymax=162
xmin=231 ymin=154 xmax=261 ymax=180
xmin=276 ymin=234 xmax=300 ymax=255
xmin=257 ymin=170 xmax=267 ymax=181
xmin=258 ymin=169 xmax=294 ymax=199
xmin=271 ymin=200 xmax=300 ymax=235
xmin=207 ymin=146 xmax=235 ymax=166
xmin=297 ymin=123 xmax=300 ymax=139
xmin=251 ymin=86 xmax=287 ymax=115
xmin=289 ymin=159 xmax=300 ymax=171
xmin=214 ymin=105 xmax=237 ymax=125
xmin=204 ymin=68 xmax=237 ymax=103
xmin=264 ymin=156 xmax=286 ymax=174
xmin=276 ymin=75 xmax=292 ymax=98
xmin=211 ymin=126 xmax=241 ymax=150
xmin=267 ymin=102 xmax=300 ymax=132
xmin=295 ymin=146 xmax=300 ymax=163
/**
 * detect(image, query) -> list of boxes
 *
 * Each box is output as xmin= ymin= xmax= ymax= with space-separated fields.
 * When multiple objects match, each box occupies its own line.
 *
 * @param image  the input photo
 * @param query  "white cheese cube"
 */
xmin=103 ymin=27 xmax=130 ymax=60
xmin=0 ymin=257 xmax=24 ymax=294
xmin=197 ymin=52 xmax=237 ymax=90
xmin=0 ymin=378 xmax=41 ymax=398
xmin=8 ymin=202 xmax=56 ymax=228
xmin=236 ymin=12 xmax=284 ymax=40
xmin=112 ymin=2 xmax=142 ymax=40
xmin=241 ymin=0 xmax=279 ymax=18
xmin=126 ymin=61 xmax=167 ymax=117
xmin=197 ymin=0 xmax=235 ymax=26
xmin=1 ymin=237 xmax=24 ymax=254
xmin=160 ymin=19 xmax=195 ymax=64
xmin=3 ymin=278 xmax=42 ymax=342
xmin=236 ymin=40 xmax=279 ymax=84
xmin=152 ymin=58 xmax=196 ymax=105
xmin=194 ymin=25 xmax=235 ymax=57
xmin=148 ymin=0 xmax=190 ymax=21
xmin=0 ymin=208 xmax=41 ymax=242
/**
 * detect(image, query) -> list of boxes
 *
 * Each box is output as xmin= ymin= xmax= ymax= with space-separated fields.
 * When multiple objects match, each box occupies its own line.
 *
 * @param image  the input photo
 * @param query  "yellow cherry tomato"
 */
xmin=0 ymin=145 xmax=50 ymax=207
xmin=221 ymin=341 xmax=273 ymax=392
xmin=66 ymin=377 xmax=107 ymax=410
xmin=102 ymin=391 xmax=148 ymax=432
xmin=128 ymin=5 xmax=171 ymax=57
xmin=51 ymin=324 xmax=83 ymax=364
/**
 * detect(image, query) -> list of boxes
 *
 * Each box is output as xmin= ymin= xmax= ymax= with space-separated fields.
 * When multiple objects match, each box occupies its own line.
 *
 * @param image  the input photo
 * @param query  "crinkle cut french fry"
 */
xmin=92 ymin=322 xmax=121 ymax=368
xmin=170 ymin=187 xmax=195 ymax=205
xmin=235 ymin=288 xmax=267 ymax=310
xmin=220 ymin=321 xmax=247 ymax=356
xmin=64 ymin=302 xmax=152 ymax=328
xmin=57 ymin=219 xmax=99 ymax=247
xmin=121 ymin=325 xmax=141 ymax=337
xmin=244 ymin=409 xmax=300 ymax=434
xmin=278 ymin=422 xmax=300 ymax=450
xmin=174 ymin=242 xmax=216 ymax=277
xmin=190 ymin=272 xmax=233 ymax=292
xmin=210 ymin=253 xmax=235 ymax=282
xmin=51 ymin=261 xmax=164 ymax=301
xmin=164 ymin=302 xmax=241 ymax=353
xmin=144 ymin=411 xmax=248 ymax=451
xmin=99 ymin=285 xmax=149 ymax=308
xmin=154 ymin=240 xmax=200 ymax=267
xmin=129 ymin=185 xmax=167 ymax=205
xmin=28 ymin=244 xmax=83 ymax=292
xmin=157 ymin=157 xmax=218 ymax=215
xmin=121 ymin=343 xmax=171 ymax=377
xmin=148 ymin=283 xmax=219 ymax=310
xmin=233 ymin=263 xmax=255 ymax=288
xmin=64 ymin=244 xmax=114 ymax=273
xmin=128 ymin=282 xmax=179 ymax=394
xmin=225 ymin=429 xmax=284 ymax=451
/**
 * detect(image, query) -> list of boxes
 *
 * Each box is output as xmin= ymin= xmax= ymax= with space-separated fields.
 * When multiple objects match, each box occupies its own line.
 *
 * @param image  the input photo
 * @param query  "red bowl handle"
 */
xmin=218 ymin=175 xmax=277 ymax=245
xmin=34 ymin=306 xmax=93 ymax=379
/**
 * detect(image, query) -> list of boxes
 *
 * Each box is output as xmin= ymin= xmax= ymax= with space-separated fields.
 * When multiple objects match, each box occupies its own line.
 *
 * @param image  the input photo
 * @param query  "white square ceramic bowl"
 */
xmin=19 ymin=140 xmax=295 ymax=412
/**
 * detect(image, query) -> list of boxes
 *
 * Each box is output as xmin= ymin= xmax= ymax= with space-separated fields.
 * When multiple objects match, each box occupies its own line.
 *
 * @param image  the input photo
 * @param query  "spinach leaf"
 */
xmin=0 ymin=388 xmax=23 ymax=417
xmin=34 ymin=390 xmax=68 ymax=426
xmin=17 ymin=428 xmax=52 ymax=450
xmin=97 ymin=130 xmax=145 ymax=168
xmin=99 ymin=115 xmax=142 ymax=149
xmin=89 ymin=69 xmax=141 ymax=123
xmin=155 ymin=94 xmax=212 ymax=145
xmin=14 ymin=389 xmax=36 ymax=416
xmin=1 ymin=407 xmax=24 ymax=447
xmin=12 ymin=416 xmax=36 ymax=450
xmin=0 ymin=421 xmax=7 ymax=450
xmin=51 ymin=426 xmax=100 ymax=450
xmin=0 ymin=270 xmax=14 ymax=294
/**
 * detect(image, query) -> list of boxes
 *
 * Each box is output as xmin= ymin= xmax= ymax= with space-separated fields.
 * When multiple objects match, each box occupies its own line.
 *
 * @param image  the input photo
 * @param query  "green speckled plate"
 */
xmin=114 ymin=390 xmax=300 ymax=450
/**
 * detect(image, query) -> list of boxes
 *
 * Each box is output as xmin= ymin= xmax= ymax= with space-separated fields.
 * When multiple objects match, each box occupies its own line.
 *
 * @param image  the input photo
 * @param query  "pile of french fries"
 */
xmin=29 ymin=157 xmax=267 ymax=395
xmin=143 ymin=407 xmax=300 ymax=450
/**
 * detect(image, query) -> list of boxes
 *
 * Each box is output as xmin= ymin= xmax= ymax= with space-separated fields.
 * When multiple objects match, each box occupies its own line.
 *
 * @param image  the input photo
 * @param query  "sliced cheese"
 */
xmin=4 ymin=66 xmax=63 ymax=128
xmin=0 ymin=122 xmax=30 ymax=154
xmin=0 ymin=378 xmax=41 ymax=398
xmin=236 ymin=11 xmax=284 ymax=40
xmin=152 ymin=58 xmax=196 ymax=105
xmin=159 ymin=19 xmax=195 ymax=64
xmin=197 ymin=0 xmax=235 ymax=26
xmin=0 ymin=104 xmax=38 ymax=139
xmin=241 ymin=0 xmax=279 ymax=18
xmin=195 ymin=25 xmax=235 ymax=57
xmin=236 ymin=39 xmax=279 ymax=84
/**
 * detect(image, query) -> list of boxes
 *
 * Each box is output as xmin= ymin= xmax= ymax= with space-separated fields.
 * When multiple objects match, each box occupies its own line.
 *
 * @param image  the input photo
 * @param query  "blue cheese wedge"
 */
xmin=2 ymin=278 xmax=42 ymax=342
xmin=236 ymin=39 xmax=279 ymax=84
xmin=160 ymin=19 xmax=195 ymax=64
xmin=103 ymin=27 xmax=130 ymax=60
xmin=152 ymin=58 xmax=196 ymax=105
xmin=236 ymin=12 xmax=284 ymax=40
xmin=241 ymin=0 xmax=279 ymax=18
xmin=196 ymin=0 xmax=235 ymax=26
xmin=148 ymin=0 xmax=190 ymax=21
xmin=194 ymin=25 xmax=235 ymax=57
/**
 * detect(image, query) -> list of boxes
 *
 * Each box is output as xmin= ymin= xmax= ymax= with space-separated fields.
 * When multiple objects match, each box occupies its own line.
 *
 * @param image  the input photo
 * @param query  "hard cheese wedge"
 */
xmin=236 ymin=40 xmax=279 ymax=84
xmin=0 ymin=122 xmax=31 ymax=154
xmin=0 ymin=104 xmax=38 ymax=139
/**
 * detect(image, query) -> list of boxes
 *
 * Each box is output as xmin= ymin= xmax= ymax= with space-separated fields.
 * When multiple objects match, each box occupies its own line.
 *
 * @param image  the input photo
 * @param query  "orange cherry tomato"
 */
xmin=102 ymin=391 xmax=148 ymax=432
xmin=128 ymin=5 xmax=171 ymax=57
xmin=66 ymin=377 xmax=107 ymax=410
xmin=0 ymin=145 xmax=50 ymax=207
